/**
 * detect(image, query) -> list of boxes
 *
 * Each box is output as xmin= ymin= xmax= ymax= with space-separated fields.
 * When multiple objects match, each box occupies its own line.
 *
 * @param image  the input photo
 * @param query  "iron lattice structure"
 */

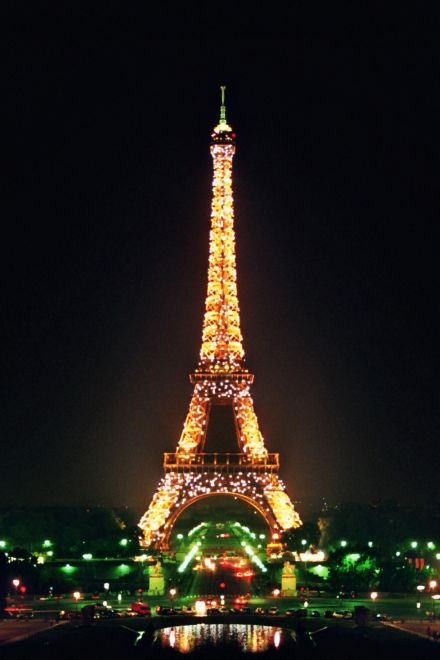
xmin=139 ymin=88 xmax=302 ymax=549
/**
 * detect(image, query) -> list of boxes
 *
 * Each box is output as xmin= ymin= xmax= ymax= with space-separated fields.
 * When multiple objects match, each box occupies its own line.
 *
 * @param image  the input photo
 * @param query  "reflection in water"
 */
xmin=156 ymin=624 xmax=288 ymax=653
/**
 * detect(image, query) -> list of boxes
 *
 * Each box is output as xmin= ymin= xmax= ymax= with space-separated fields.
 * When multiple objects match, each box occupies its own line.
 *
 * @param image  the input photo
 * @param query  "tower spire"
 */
xmin=220 ymin=85 xmax=227 ymax=124
xmin=213 ymin=84 xmax=233 ymax=136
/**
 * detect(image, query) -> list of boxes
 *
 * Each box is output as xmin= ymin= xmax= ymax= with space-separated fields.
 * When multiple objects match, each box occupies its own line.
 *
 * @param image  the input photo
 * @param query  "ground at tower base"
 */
xmin=1 ymin=503 xmax=440 ymax=658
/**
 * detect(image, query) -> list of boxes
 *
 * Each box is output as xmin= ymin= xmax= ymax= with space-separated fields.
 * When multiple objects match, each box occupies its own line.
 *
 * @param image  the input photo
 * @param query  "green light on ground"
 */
xmin=259 ymin=534 xmax=265 ymax=539
xmin=188 ymin=523 xmax=207 ymax=537
xmin=43 ymin=540 xmax=52 ymax=548
xmin=368 ymin=541 xmax=373 ymax=548
xmin=119 ymin=539 xmax=128 ymax=546
xmin=411 ymin=541 xmax=418 ymax=549
xmin=0 ymin=541 xmax=6 ymax=548
xmin=243 ymin=544 xmax=267 ymax=573
xmin=177 ymin=534 xmax=184 ymax=540
xmin=178 ymin=542 xmax=200 ymax=573
xmin=116 ymin=563 xmax=130 ymax=576
xmin=347 ymin=553 xmax=361 ymax=562
xmin=427 ymin=542 xmax=436 ymax=550
xmin=82 ymin=553 xmax=93 ymax=560
xmin=61 ymin=564 xmax=77 ymax=574
xmin=340 ymin=540 xmax=347 ymax=548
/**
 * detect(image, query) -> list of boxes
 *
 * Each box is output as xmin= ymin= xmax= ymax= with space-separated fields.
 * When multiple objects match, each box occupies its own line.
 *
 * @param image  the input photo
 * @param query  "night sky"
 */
xmin=3 ymin=13 xmax=437 ymax=514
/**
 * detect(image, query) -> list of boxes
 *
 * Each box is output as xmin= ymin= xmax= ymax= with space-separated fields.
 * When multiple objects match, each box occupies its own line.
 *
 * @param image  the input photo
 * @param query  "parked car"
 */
xmin=207 ymin=607 xmax=220 ymax=615
xmin=267 ymin=607 xmax=279 ymax=615
xmin=333 ymin=610 xmax=353 ymax=619
xmin=155 ymin=606 xmax=174 ymax=615
xmin=131 ymin=602 xmax=151 ymax=616
xmin=254 ymin=607 xmax=265 ymax=615
xmin=310 ymin=610 xmax=321 ymax=617
xmin=285 ymin=608 xmax=295 ymax=616
xmin=295 ymin=609 xmax=308 ymax=618
xmin=337 ymin=591 xmax=357 ymax=599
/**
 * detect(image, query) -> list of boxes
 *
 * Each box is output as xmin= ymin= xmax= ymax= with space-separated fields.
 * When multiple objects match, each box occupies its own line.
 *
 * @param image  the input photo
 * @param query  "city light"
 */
xmin=0 ymin=541 xmax=6 ymax=548
xmin=411 ymin=541 xmax=418 ymax=549
xmin=340 ymin=540 xmax=347 ymax=548
xmin=195 ymin=600 xmax=207 ymax=616
xmin=43 ymin=540 xmax=52 ymax=548
xmin=370 ymin=592 xmax=378 ymax=601
xmin=119 ymin=539 xmax=128 ymax=546
xmin=82 ymin=553 xmax=93 ymax=560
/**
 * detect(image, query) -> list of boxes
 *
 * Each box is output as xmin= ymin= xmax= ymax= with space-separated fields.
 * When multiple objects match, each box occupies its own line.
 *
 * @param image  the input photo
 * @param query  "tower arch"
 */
xmin=162 ymin=491 xmax=277 ymax=549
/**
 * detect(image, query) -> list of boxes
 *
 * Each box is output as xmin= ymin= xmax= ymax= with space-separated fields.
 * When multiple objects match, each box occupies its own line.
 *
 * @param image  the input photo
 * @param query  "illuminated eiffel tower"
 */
xmin=139 ymin=88 xmax=302 ymax=550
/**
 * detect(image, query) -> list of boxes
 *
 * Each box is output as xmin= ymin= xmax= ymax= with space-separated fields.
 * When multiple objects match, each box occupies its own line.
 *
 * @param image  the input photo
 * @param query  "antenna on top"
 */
xmin=220 ymin=85 xmax=227 ymax=123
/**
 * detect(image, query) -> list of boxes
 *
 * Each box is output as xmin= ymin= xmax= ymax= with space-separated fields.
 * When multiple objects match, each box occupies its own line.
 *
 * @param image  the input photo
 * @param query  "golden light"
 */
xmin=370 ymin=591 xmax=378 ymax=601
xmin=138 ymin=90 xmax=302 ymax=549
xmin=195 ymin=600 xmax=207 ymax=616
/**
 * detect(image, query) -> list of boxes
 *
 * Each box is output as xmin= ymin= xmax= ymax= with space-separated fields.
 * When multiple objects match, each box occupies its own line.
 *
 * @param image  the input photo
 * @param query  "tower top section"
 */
xmin=211 ymin=85 xmax=236 ymax=145
xmin=195 ymin=86 xmax=246 ymax=379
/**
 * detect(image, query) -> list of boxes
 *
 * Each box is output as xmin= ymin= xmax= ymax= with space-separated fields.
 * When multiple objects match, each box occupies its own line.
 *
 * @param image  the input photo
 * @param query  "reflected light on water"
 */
xmin=157 ymin=624 xmax=286 ymax=653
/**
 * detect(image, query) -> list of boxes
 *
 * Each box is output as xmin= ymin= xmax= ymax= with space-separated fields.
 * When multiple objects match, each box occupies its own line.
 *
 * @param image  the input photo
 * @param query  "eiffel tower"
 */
xmin=139 ymin=88 xmax=302 ymax=550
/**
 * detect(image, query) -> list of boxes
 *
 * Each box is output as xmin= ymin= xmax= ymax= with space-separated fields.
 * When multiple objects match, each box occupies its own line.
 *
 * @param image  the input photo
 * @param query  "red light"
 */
xmin=219 ymin=582 xmax=225 ymax=589
xmin=19 ymin=586 xmax=27 ymax=594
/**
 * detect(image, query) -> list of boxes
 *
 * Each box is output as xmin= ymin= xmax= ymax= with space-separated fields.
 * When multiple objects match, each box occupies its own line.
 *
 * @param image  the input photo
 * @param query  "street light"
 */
xmin=169 ymin=588 xmax=177 ymax=603
xmin=272 ymin=588 xmax=280 ymax=597
xmin=370 ymin=591 xmax=378 ymax=602
xmin=73 ymin=591 xmax=81 ymax=612
xmin=12 ymin=579 xmax=20 ymax=604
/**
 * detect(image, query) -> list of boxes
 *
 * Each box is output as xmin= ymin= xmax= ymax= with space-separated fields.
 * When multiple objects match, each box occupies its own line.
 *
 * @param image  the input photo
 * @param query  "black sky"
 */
xmin=3 ymin=11 xmax=438 ymax=513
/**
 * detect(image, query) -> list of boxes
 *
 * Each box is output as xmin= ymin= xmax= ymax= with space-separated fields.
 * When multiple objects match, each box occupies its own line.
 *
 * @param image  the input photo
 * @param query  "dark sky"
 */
xmin=3 ymin=12 xmax=438 ymax=514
